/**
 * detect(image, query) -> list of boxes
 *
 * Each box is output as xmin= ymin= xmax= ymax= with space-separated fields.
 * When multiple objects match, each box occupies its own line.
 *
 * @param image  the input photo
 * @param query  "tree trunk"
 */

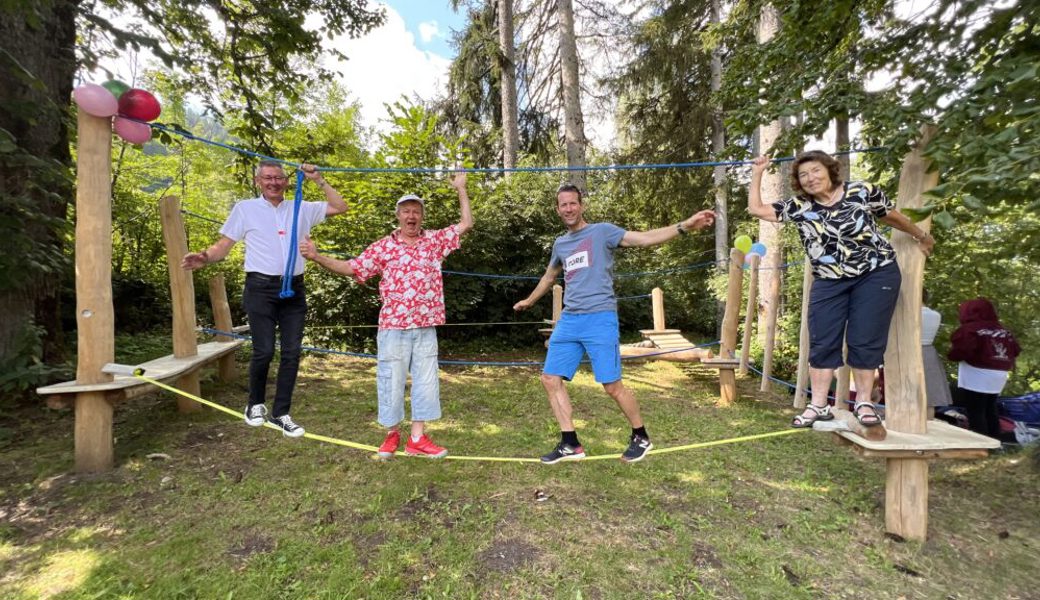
xmin=556 ymin=0 xmax=588 ymax=191
xmin=836 ymin=116 xmax=850 ymax=179
xmin=756 ymin=3 xmax=784 ymax=348
xmin=0 ymin=1 xmax=78 ymax=368
xmin=499 ymin=0 xmax=519 ymax=171
xmin=710 ymin=0 xmax=728 ymax=333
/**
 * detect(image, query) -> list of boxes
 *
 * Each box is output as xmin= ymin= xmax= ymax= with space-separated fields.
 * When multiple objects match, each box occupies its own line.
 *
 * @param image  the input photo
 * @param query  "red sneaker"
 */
xmin=377 ymin=430 xmax=401 ymax=459
xmin=404 ymin=434 xmax=448 ymax=458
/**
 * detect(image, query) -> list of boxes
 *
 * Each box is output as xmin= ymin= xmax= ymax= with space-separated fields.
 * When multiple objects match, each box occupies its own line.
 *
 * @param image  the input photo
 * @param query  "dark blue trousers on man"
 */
xmin=243 ymin=272 xmax=306 ymax=418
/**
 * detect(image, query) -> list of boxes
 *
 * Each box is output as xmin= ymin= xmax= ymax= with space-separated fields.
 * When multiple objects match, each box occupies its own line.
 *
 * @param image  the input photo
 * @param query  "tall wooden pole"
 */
xmin=74 ymin=109 xmax=114 ymax=473
xmin=159 ymin=196 xmax=200 ymax=412
xmin=209 ymin=273 xmax=237 ymax=382
xmin=883 ymin=125 xmax=938 ymax=541
xmin=557 ymin=0 xmax=588 ymax=191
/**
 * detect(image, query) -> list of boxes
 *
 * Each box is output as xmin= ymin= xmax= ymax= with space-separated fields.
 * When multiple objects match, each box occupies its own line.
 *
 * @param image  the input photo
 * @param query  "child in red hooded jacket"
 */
xmin=948 ymin=297 xmax=1021 ymax=439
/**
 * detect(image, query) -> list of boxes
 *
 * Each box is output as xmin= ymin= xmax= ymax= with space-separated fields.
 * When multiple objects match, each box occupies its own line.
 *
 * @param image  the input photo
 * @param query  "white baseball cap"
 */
xmin=396 ymin=193 xmax=425 ymax=208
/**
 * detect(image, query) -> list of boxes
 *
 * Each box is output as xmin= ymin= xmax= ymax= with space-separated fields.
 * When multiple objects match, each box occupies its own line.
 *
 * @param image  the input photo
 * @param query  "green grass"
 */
xmin=1 ymin=353 xmax=1038 ymax=599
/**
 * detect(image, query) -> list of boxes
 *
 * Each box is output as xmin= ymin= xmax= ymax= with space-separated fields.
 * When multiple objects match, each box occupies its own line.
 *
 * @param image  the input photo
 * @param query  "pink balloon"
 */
xmin=113 ymin=117 xmax=152 ymax=144
xmin=73 ymin=83 xmax=119 ymax=118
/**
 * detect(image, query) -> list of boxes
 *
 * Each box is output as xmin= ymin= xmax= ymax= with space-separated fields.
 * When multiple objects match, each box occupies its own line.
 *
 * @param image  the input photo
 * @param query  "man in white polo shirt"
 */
xmin=181 ymin=160 xmax=347 ymax=437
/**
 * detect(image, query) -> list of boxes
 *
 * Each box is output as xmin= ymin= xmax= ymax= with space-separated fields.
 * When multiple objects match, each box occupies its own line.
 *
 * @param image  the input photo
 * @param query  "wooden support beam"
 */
xmin=718 ymin=248 xmax=744 ymax=405
xmin=74 ymin=109 xmax=115 ymax=473
xmin=159 ymin=196 xmax=200 ymax=413
xmin=793 ymin=264 xmax=812 ymax=408
xmin=209 ymin=273 xmax=237 ymax=382
xmin=882 ymin=124 xmax=938 ymax=541
xmin=552 ymin=284 xmax=563 ymax=323
xmin=738 ymin=254 xmax=760 ymax=375
xmin=651 ymin=287 xmax=666 ymax=332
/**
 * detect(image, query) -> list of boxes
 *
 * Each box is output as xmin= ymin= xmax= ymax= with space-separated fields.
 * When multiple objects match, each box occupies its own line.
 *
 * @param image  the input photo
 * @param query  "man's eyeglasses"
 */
xmin=259 ymin=175 xmax=288 ymax=182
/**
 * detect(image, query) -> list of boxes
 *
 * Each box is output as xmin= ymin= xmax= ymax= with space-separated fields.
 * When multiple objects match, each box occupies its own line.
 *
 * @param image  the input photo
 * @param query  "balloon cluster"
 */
xmin=72 ymin=80 xmax=162 ymax=145
xmin=733 ymin=235 xmax=768 ymax=268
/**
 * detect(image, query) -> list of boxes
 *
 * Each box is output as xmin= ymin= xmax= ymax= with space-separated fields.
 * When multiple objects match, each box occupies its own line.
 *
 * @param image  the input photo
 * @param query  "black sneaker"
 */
xmin=540 ymin=442 xmax=586 ymax=464
xmin=620 ymin=435 xmax=652 ymax=463
xmin=244 ymin=404 xmax=267 ymax=427
xmin=269 ymin=415 xmax=305 ymax=438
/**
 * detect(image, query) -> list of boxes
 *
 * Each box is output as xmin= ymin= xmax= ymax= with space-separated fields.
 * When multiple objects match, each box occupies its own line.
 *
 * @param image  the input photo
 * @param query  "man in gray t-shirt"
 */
xmin=515 ymin=184 xmax=714 ymax=464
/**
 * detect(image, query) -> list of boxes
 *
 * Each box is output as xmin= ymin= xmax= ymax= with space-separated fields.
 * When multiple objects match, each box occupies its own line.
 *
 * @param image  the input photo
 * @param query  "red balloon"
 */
xmin=118 ymin=89 xmax=162 ymax=121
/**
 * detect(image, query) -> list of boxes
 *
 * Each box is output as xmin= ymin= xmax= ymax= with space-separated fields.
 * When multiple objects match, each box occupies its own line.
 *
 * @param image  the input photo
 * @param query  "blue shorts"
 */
xmin=543 ymin=311 xmax=622 ymax=384
xmin=808 ymin=261 xmax=901 ymax=370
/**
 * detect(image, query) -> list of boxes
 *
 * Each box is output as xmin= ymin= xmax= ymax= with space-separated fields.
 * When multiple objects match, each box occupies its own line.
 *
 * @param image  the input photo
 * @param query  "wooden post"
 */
xmin=552 ymin=284 xmax=563 ymax=323
xmin=651 ymin=287 xmax=666 ymax=332
xmin=793 ymin=264 xmax=812 ymax=408
xmin=759 ymin=258 xmax=781 ymax=392
xmin=836 ymin=362 xmax=851 ymax=408
xmin=74 ymin=109 xmax=115 ymax=473
xmin=882 ymin=125 xmax=938 ymax=541
xmin=738 ymin=254 xmax=760 ymax=375
xmin=159 ymin=196 xmax=201 ymax=412
xmin=209 ymin=273 xmax=237 ymax=382
xmin=718 ymin=248 xmax=744 ymax=405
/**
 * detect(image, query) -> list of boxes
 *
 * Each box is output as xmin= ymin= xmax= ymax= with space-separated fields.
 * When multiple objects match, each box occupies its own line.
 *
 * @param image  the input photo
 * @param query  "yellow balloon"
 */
xmin=734 ymin=235 xmax=753 ymax=254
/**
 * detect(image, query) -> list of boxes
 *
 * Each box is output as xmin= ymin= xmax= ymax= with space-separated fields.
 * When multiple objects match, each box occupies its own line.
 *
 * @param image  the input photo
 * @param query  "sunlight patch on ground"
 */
xmin=677 ymin=471 xmax=706 ymax=484
xmin=758 ymin=478 xmax=831 ymax=495
xmin=25 ymin=549 xmax=99 ymax=599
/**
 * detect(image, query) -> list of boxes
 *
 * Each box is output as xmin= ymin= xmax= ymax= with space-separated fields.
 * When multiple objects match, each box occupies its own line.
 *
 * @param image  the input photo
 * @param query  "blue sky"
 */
xmin=385 ymin=1 xmax=467 ymax=59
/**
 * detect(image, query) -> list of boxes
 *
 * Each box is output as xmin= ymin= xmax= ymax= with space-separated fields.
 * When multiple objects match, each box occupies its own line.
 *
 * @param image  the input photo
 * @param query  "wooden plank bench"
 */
xmin=37 ymin=340 xmax=244 ymax=408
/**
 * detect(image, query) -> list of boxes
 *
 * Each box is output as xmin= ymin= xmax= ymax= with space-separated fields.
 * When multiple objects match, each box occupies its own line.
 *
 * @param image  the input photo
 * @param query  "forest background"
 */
xmin=1 ymin=0 xmax=1036 ymax=400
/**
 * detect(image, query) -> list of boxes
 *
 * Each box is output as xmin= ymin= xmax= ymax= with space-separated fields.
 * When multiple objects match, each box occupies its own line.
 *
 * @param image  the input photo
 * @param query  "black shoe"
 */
xmin=620 ymin=435 xmax=652 ymax=463
xmin=269 ymin=415 xmax=305 ymax=438
xmin=244 ymin=403 xmax=267 ymax=427
xmin=540 ymin=442 xmax=586 ymax=464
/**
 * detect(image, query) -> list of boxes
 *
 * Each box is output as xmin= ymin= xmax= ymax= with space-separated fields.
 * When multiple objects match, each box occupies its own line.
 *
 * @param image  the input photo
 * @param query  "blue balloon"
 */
xmin=750 ymin=242 xmax=767 ymax=257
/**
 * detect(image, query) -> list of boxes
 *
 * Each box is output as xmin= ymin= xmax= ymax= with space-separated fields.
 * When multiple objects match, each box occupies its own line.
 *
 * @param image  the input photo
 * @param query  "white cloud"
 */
xmin=312 ymin=5 xmax=451 ymax=133
xmin=418 ymin=21 xmax=442 ymax=44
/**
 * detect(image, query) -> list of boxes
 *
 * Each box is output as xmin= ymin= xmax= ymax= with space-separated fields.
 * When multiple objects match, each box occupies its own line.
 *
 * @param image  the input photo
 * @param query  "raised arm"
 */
xmin=181 ymin=236 xmax=236 ymax=271
xmin=747 ymin=156 xmax=780 ymax=222
xmin=513 ymin=264 xmax=563 ymax=312
xmin=879 ymin=211 xmax=935 ymax=256
xmin=451 ymin=170 xmax=474 ymax=235
xmin=620 ymin=209 xmax=715 ymax=248
xmin=301 ymin=164 xmax=348 ymax=217
xmin=300 ymin=235 xmax=356 ymax=277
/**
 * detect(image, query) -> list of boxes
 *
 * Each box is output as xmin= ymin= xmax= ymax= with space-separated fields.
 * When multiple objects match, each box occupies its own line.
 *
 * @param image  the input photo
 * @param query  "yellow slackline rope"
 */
xmin=134 ymin=374 xmax=807 ymax=463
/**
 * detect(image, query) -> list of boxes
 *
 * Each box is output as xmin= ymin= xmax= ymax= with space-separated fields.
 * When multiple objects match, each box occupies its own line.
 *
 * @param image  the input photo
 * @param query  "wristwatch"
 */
xmin=676 ymin=222 xmax=687 ymax=235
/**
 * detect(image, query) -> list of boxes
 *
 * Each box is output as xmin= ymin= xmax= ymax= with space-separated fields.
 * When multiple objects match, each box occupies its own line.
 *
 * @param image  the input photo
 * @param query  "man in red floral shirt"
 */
xmin=301 ymin=172 xmax=472 ymax=458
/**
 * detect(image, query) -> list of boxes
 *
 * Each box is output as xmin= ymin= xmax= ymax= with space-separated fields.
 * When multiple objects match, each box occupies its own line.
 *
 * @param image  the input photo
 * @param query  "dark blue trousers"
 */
xmin=243 ymin=273 xmax=306 ymax=418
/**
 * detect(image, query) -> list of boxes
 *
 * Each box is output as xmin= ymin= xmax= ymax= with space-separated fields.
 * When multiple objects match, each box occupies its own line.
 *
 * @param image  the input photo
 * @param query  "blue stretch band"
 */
xmin=279 ymin=171 xmax=305 ymax=298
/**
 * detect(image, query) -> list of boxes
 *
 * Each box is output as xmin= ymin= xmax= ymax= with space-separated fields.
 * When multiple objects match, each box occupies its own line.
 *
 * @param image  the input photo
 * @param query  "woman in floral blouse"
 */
xmin=747 ymin=151 xmax=935 ymax=428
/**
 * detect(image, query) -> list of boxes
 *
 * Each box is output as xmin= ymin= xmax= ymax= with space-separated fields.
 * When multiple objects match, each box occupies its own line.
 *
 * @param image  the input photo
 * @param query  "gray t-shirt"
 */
xmin=550 ymin=222 xmax=627 ymax=314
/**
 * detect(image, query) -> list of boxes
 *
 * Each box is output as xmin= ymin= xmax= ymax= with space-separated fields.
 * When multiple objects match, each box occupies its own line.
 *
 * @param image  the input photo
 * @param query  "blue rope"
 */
xmin=144 ymin=120 xmax=885 ymax=174
xmin=746 ymin=363 xmax=837 ymax=402
xmin=278 ymin=171 xmax=304 ymax=298
xmin=202 ymin=327 xmax=718 ymax=366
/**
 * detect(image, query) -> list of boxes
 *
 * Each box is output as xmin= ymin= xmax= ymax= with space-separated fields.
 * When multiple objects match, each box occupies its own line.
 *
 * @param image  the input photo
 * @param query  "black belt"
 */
xmin=246 ymin=272 xmax=304 ymax=284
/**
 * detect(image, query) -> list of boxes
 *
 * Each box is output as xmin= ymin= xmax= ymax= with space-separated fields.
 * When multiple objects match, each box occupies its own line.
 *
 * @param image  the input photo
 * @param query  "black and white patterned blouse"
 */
xmin=772 ymin=181 xmax=896 ymax=280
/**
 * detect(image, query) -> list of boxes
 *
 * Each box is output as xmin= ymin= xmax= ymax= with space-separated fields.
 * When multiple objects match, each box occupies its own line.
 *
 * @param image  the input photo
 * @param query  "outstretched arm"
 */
xmin=301 ymin=164 xmax=348 ymax=217
xmin=747 ymin=156 xmax=781 ymax=222
xmin=181 ymin=236 xmax=236 ymax=270
xmin=513 ymin=264 xmax=563 ymax=311
xmin=879 ymin=211 xmax=935 ymax=257
xmin=620 ymin=209 xmax=715 ymax=248
xmin=300 ymin=235 xmax=356 ymax=277
xmin=451 ymin=170 xmax=474 ymax=235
